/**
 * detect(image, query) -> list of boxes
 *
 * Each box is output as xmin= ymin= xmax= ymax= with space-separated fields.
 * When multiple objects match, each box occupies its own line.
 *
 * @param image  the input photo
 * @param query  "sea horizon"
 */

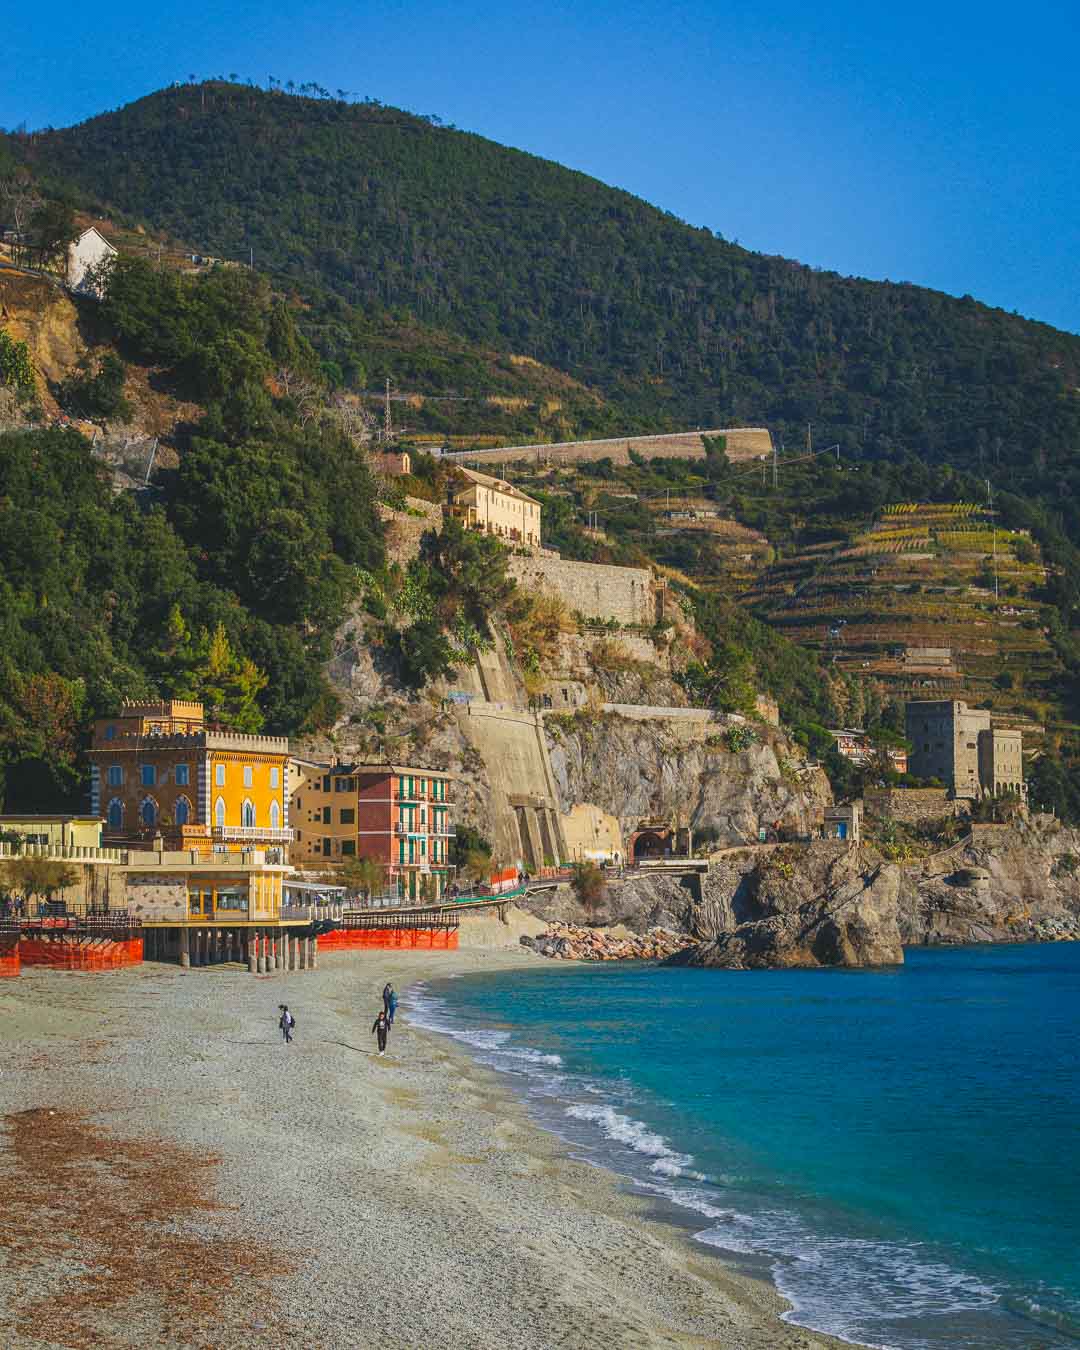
xmin=410 ymin=943 xmax=1080 ymax=1350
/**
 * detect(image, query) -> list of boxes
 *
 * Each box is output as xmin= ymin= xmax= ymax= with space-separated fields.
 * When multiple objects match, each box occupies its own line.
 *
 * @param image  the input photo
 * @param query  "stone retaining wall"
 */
xmin=864 ymin=788 xmax=968 ymax=824
xmin=509 ymin=555 xmax=661 ymax=627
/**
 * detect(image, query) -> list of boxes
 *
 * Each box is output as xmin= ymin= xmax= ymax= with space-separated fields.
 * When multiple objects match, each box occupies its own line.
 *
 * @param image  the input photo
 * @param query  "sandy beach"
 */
xmin=0 ymin=946 xmax=858 ymax=1349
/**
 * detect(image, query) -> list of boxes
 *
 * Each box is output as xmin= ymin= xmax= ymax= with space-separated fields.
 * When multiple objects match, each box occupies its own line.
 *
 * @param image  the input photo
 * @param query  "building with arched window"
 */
xmin=88 ymin=700 xmax=291 ymax=852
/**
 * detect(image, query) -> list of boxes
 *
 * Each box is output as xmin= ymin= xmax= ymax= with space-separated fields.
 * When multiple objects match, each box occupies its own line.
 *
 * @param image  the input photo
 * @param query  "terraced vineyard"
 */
xmin=747 ymin=501 xmax=1061 ymax=726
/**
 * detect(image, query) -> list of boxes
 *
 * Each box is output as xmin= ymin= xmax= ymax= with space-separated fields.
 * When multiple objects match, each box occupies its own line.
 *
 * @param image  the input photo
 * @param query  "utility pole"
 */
xmin=249 ymin=246 xmax=254 ymax=270
xmin=807 ymin=422 xmax=812 ymax=454
xmin=384 ymin=378 xmax=393 ymax=443
xmin=986 ymin=479 xmax=999 ymax=600
xmin=772 ymin=441 xmax=779 ymax=490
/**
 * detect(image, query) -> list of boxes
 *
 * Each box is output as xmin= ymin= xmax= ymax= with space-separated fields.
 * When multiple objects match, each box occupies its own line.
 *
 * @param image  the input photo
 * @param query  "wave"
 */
xmin=564 ymin=1102 xmax=695 ymax=1178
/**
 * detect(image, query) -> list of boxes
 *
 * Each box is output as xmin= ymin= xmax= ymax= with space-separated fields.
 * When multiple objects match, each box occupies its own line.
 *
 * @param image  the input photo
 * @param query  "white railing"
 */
xmin=212 ymin=826 xmax=294 ymax=842
xmin=0 ymin=841 xmax=129 ymax=863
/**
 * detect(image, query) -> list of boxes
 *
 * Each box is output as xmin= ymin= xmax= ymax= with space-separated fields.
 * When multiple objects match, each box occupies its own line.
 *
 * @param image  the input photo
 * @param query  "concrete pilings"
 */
xmin=248 ymin=931 xmax=257 ymax=974
xmin=256 ymin=930 xmax=267 ymax=974
xmin=180 ymin=927 xmax=190 ymax=968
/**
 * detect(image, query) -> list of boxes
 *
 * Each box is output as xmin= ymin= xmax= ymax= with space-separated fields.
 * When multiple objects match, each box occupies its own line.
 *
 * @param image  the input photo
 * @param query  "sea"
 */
xmin=410 ymin=944 xmax=1080 ymax=1350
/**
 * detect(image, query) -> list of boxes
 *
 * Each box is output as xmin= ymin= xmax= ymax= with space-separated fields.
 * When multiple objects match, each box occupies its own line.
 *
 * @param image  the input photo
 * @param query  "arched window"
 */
xmin=215 ymin=797 xmax=226 ymax=829
xmin=107 ymin=798 xmax=123 ymax=831
xmin=140 ymin=797 xmax=157 ymax=828
xmin=269 ymin=799 xmax=281 ymax=829
xmin=242 ymin=799 xmax=256 ymax=828
xmin=175 ymin=796 xmax=191 ymax=827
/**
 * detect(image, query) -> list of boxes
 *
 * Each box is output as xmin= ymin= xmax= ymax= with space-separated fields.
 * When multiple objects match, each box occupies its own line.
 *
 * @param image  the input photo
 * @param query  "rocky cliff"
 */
xmin=668 ymin=844 xmax=903 ymax=968
xmin=545 ymin=711 xmax=831 ymax=846
xmin=899 ymin=816 xmax=1080 ymax=944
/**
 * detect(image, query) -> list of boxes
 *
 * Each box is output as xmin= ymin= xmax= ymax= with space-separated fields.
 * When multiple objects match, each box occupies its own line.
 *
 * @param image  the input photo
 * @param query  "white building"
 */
xmin=67 ymin=227 xmax=118 ymax=297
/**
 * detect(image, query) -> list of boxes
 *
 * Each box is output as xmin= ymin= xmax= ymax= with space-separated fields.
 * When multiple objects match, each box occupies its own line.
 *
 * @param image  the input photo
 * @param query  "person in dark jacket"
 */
xmin=278 ymin=1004 xmax=294 ymax=1044
xmin=383 ymin=982 xmax=395 ymax=1017
xmin=372 ymin=1009 xmax=390 ymax=1056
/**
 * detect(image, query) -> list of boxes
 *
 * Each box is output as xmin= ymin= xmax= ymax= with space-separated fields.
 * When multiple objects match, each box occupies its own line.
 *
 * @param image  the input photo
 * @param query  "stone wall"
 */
xmin=508 ymin=555 xmax=661 ymax=626
xmin=864 ymin=788 xmax=968 ymax=825
xmin=441 ymin=428 xmax=773 ymax=467
xmin=125 ymin=873 xmax=188 ymax=921
xmin=377 ymin=496 xmax=442 ymax=565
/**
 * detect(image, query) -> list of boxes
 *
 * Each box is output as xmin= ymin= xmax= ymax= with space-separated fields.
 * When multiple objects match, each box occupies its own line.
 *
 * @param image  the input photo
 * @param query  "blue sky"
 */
xmin=5 ymin=0 xmax=1078 ymax=333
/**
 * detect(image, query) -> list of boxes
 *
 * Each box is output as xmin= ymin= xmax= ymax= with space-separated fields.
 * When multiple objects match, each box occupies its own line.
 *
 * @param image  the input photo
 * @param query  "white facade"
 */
xmin=66 ymin=227 xmax=118 ymax=296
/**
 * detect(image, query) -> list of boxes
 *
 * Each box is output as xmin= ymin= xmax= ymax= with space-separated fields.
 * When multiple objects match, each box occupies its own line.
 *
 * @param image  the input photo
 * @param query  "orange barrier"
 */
xmin=317 ymin=928 xmax=458 ymax=952
xmin=19 ymin=936 xmax=144 ymax=970
xmin=0 ymin=937 xmax=19 ymax=978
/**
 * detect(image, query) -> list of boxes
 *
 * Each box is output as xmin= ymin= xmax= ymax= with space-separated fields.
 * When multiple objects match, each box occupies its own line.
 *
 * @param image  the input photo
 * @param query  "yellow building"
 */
xmin=87 ymin=700 xmax=292 ymax=852
xmin=448 ymin=467 xmax=541 ymax=547
xmin=0 ymin=814 xmax=103 ymax=851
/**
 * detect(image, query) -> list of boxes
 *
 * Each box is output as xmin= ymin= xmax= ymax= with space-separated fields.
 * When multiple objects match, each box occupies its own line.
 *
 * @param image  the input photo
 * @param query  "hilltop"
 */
xmin=10 ymin=82 xmax=1080 ymax=489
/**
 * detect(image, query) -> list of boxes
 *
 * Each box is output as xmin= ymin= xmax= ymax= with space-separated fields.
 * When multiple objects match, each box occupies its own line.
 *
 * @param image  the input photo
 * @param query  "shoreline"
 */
xmin=0 ymin=947 xmax=860 ymax=1349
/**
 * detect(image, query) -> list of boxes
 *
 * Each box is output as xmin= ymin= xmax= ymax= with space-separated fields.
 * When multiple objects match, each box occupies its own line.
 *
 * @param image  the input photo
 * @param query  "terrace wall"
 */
xmin=864 ymin=788 xmax=969 ymax=825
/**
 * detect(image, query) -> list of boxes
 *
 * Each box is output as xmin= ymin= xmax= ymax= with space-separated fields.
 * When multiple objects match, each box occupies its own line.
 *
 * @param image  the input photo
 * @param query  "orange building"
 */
xmin=88 ymin=700 xmax=292 ymax=852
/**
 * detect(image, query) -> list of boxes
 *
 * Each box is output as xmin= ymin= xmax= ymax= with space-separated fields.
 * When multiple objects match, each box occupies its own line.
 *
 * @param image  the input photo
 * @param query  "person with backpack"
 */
xmin=278 ymin=1004 xmax=295 ymax=1044
xmin=372 ymin=1008 xmax=390 ymax=1057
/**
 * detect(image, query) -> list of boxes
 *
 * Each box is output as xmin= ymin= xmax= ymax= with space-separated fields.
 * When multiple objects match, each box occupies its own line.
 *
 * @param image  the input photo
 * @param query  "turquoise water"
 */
xmin=411 ymin=945 xmax=1080 ymax=1349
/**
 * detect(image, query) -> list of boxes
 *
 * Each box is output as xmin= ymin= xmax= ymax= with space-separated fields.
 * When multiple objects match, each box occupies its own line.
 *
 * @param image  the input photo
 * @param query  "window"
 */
xmin=323 ymin=775 xmax=331 ymax=792
xmin=215 ymin=797 xmax=226 ymax=828
xmin=216 ymin=764 xmax=226 ymax=786
xmin=341 ymin=840 xmax=356 ymax=856
xmin=243 ymin=766 xmax=253 ymax=788
xmin=270 ymin=766 xmax=280 ymax=788
xmin=107 ymin=799 xmax=123 ymax=830
xmin=323 ymin=806 xmax=332 ymax=824
xmin=104 ymin=724 xmax=116 ymax=740
xmin=107 ymin=765 xmax=123 ymax=787
xmin=175 ymin=797 xmax=190 ymax=826
xmin=140 ymin=797 xmax=157 ymax=828
xmin=140 ymin=764 xmax=156 ymax=787
xmin=340 ymin=808 xmax=355 ymax=825
xmin=270 ymin=800 xmax=281 ymax=829
xmin=242 ymin=800 xmax=256 ymax=828
xmin=322 ymin=838 xmax=332 ymax=855
xmin=295 ymin=795 xmax=301 ymax=809
xmin=336 ymin=777 xmax=349 ymax=792
xmin=175 ymin=764 xmax=190 ymax=786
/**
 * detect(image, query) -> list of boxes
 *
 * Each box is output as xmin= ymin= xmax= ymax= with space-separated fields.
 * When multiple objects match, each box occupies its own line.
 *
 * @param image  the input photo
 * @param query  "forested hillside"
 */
xmin=15 ymin=83 xmax=1080 ymax=506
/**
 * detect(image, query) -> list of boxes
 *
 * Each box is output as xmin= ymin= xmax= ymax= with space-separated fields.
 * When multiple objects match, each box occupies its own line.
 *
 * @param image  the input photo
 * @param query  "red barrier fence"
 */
xmin=19 ymin=936 xmax=144 ymax=970
xmin=318 ymin=927 xmax=458 ymax=952
xmin=0 ymin=936 xmax=19 ymax=978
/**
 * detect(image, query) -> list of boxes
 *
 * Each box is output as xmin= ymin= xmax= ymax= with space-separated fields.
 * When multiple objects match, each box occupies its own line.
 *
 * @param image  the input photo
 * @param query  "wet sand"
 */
xmin=0 ymin=947 xmax=859 ymax=1348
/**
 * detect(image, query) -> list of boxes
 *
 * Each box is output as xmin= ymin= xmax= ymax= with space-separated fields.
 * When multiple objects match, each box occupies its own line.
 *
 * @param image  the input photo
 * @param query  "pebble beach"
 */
xmin=0 ymin=946 xmax=857 ymax=1349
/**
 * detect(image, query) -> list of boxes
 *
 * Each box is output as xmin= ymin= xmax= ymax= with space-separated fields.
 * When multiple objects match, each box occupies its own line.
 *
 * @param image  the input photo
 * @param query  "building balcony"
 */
xmin=212 ymin=826 xmax=294 ymax=843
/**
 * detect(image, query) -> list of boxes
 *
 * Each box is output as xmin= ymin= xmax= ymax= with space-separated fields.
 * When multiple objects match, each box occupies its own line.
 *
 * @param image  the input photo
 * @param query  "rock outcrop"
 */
xmin=668 ymin=844 xmax=903 ymax=969
xmin=899 ymin=816 xmax=1080 ymax=945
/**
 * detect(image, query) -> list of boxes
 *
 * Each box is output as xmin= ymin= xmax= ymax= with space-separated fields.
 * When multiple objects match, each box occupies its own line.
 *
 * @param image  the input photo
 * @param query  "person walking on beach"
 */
xmin=372 ymin=1008 xmax=390 ymax=1057
xmin=382 ymin=982 xmax=394 ymax=1016
xmin=386 ymin=986 xmax=399 ymax=1026
xmin=278 ymin=1004 xmax=295 ymax=1044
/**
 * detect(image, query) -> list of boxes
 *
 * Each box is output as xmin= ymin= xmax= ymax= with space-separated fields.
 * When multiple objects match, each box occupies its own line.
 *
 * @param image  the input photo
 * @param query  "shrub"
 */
xmin=570 ymin=861 xmax=606 ymax=910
